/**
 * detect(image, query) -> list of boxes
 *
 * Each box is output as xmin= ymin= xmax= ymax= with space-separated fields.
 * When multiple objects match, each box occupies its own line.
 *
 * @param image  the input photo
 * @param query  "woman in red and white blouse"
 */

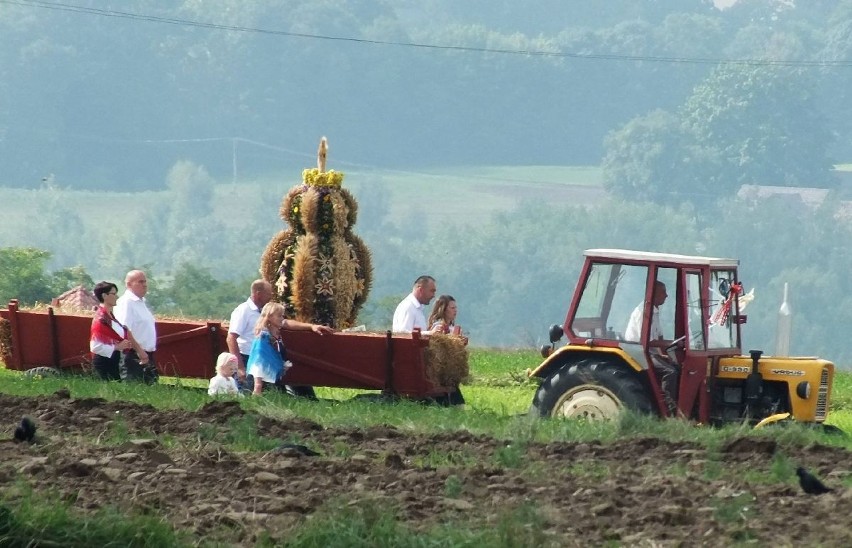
xmin=90 ymin=281 xmax=146 ymax=380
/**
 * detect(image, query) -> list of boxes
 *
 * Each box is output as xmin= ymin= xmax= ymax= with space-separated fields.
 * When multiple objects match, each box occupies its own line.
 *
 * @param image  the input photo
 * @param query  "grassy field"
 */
xmin=0 ymin=165 xmax=603 ymax=236
xmin=2 ymin=347 xmax=850 ymax=445
xmin=346 ymin=165 xmax=602 ymax=230
xmin=0 ymin=348 xmax=851 ymax=545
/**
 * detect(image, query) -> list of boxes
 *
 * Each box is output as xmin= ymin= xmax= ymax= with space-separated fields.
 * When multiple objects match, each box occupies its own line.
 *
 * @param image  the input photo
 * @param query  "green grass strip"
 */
xmin=0 ymin=481 xmax=185 ymax=547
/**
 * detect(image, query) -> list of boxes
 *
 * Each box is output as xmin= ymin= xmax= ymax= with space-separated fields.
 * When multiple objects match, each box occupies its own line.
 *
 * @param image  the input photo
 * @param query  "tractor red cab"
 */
xmin=529 ymin=249 xmax=833 ymax=426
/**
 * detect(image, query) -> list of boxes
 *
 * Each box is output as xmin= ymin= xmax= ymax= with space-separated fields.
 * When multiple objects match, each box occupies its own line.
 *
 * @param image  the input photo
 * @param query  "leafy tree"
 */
xmin=48 ymin=266 xmax=94 ymax=297
xmin=604 ymin=64 xmax=834 ymax=210
xmin=601 ymin=110 xmax=718 ymax=205
xmin=0 ymin=248 xmax=53 ymax=305
xmin=31 ymin=187 xmax=89 ymax=268
xmin=817 ymin=4 xmax=852 ymax=165
xmin=166 ymin=160 xmax=214 ymax=218
xmin=0 ymin=249 xmax=94 ymax=306
xmin=681 ymin=65 xmax=834 ymax=190
xmin=163 ymin=160 xmax=219 ymax=268
xmin=154 ymin=263 xmax=243 ymax=320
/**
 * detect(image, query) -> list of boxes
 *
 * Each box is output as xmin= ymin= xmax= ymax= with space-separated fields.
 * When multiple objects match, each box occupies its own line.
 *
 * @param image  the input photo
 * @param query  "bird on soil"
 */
xmin=13 ymin=417 xmax=36 ymax=444
xmin=796 ymin=466 xmax=833 ymax=495
xmin=274 ymin=443 xmax=321 ymax=457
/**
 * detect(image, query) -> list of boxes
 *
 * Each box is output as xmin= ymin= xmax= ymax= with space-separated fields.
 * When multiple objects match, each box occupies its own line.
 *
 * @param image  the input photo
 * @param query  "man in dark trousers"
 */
xmin=114 ymin=270 xmax=157 ymax=383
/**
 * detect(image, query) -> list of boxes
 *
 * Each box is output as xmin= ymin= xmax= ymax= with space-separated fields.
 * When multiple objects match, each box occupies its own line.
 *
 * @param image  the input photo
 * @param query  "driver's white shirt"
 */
xmin=625 ymin=303 xmax=661 ymax=341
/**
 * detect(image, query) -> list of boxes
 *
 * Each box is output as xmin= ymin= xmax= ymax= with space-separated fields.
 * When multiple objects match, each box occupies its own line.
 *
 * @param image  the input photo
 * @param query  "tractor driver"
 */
xmin=624 ymin=280 xmax=668 ymax=342
xmin=624 ymin=281 xmax=680 ymax=415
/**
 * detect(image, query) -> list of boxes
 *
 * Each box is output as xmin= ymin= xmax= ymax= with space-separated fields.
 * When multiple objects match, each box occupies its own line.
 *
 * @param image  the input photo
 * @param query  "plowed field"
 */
xmin=1 ymin=391 xmax=850 ymax=546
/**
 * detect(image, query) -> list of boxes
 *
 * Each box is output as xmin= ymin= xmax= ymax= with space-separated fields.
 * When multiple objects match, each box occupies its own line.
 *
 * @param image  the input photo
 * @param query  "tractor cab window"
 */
xmin=572 ymin=262 xmax=648 ymax=341
xmin=620 ymin=269 xmax=675 ymax=343
xmin=686 ymin=272 xmax=705 ymax=350
xmin=652 ymin=268 xmax=677 ymax=342
xmin=707 ymin=269 xmax=737 ymax=349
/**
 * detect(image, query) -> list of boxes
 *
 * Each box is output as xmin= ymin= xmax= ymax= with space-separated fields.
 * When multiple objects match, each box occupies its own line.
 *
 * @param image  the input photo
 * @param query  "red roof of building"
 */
xmin=51 ymin=285 xmax=98 ymax=311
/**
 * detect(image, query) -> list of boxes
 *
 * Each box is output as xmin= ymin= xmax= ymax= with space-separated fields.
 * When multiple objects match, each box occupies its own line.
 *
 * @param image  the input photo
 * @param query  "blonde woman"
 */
xmin=246 ymin=302 xmax=333 ymax=396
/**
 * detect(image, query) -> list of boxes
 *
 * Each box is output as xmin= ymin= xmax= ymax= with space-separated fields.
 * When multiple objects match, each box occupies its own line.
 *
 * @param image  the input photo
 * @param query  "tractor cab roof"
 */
xmin=584 ymin=249 xmax=739 ymax=269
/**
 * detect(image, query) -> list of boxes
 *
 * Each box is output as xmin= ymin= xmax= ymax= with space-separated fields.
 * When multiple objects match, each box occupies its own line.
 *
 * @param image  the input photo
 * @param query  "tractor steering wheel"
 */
xmin=666 ymin=335 xmax=686 ymax=353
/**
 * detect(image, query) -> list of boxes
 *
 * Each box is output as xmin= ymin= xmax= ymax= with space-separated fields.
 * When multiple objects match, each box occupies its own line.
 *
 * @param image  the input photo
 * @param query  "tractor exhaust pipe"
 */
xmin=775 ymin=282 xmax=792 ymax=357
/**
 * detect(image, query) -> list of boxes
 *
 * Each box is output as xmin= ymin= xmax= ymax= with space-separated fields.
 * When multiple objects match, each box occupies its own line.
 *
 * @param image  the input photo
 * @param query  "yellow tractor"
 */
xmin=529 ymin=249 xmax=833 ymax=426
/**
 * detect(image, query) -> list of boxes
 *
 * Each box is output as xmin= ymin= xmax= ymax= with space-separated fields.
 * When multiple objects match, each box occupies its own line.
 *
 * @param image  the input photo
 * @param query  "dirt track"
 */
xmin=1 ymin=390 xmax=851 ymax=546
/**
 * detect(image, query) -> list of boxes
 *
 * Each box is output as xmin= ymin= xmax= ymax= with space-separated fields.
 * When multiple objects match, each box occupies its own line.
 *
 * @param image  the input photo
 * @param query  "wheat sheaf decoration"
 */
xmin=0 ymin=318 xmax=12 ymax=365
xmin=423 ymin=333 xmax=470 ymax=387
xmin=260 ymin=137 xmax=373 ymax=329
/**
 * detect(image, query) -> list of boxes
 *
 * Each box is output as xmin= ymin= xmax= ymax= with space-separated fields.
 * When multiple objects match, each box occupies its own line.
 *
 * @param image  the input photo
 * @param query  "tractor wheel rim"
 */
xmin=552 ymin=385 xmax=622 ymax=420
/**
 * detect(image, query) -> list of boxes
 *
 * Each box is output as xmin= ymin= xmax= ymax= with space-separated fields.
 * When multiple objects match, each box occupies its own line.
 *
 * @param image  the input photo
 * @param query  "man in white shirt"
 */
xmin=392 ymin=275 xmax=437 ymax=333
xmin=226 ymin=279 xmax=273 ymax=381
xmin=392 ymin=275 xmax=465 ymax=406
xmin=227 ymin=279 xmax=328 ymax=398
xmin=114 ymin=269 xmax=157 ymax=383
xmin=624 ymin=281 xmax=668 ymax=342
xmin=624 ymin=280 xmax=679 ymax=414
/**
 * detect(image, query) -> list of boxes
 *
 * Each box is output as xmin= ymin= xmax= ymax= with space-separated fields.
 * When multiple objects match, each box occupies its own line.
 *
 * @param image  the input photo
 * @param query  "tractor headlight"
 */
xmin=796 ymin=381 xmax=811 ymax=400
xmin=540 ymin=344 xmax=553 ymax=358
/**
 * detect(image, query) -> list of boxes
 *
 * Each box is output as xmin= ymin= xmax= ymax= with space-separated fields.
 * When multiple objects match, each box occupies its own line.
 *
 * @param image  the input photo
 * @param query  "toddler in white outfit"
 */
xmin=208 ymin=352 xmax=242 ymax=396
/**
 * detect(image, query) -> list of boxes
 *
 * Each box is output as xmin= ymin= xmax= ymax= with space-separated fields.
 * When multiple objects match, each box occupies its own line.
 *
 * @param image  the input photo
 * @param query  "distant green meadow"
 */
xmin=346 ymin=165 xmax=603 ymax=230
xmin=0 ymin=165 xmax=602 ymax=236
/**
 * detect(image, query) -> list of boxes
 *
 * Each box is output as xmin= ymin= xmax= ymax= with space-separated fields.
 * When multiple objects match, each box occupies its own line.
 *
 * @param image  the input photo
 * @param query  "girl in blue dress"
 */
xmin=247 ymin=302 xmax=335 ymax=396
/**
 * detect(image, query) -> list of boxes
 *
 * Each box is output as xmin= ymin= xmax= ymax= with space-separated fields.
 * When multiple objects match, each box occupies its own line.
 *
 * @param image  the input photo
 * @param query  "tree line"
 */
xmin=3 ymin=185 xmax=852 ymax=366
xmin=2 ymin=1 xmax=851 ymax=190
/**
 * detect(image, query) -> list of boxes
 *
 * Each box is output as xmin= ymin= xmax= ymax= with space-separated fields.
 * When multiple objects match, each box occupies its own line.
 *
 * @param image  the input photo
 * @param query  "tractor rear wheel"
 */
xmin=531 ymin=359 xmax=653 ymax=419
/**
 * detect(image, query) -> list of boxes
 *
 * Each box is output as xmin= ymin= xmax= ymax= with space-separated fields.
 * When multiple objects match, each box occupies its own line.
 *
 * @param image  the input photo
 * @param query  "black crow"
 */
xmin=796 ymin=466 xmax=833 ymax=495
xmin=13 ymin=417 xmax=36 ymax=444
xmin=275 ymin=443 xmax=321 ymax=457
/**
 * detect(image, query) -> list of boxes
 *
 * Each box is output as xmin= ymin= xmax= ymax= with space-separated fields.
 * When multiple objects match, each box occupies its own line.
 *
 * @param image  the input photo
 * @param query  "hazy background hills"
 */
xmin=3 ymin=0 xmax=852 ymax=364
xmin=6 ymin=0 xmax=844 ymax=190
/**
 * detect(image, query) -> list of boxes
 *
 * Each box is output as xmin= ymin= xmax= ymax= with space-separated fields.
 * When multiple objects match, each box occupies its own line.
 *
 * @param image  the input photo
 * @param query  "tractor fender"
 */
xmin=528 ymin=344 xmax=644 ymax=381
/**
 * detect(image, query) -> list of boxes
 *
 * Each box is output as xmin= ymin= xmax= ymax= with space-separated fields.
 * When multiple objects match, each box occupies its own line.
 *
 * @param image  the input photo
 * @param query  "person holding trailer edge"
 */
xmin=426 ymin=294 xmax=466 ymax=406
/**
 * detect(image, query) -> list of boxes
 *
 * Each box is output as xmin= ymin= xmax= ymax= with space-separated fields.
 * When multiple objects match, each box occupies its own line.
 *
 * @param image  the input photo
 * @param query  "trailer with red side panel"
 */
xmin=0 ymin=299 xmax=462 ymax=399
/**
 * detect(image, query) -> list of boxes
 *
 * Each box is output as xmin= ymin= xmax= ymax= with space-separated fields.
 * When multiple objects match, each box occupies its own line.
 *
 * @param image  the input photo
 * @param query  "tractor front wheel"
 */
xmin=531 ymin=359 xmax=653 ymax=419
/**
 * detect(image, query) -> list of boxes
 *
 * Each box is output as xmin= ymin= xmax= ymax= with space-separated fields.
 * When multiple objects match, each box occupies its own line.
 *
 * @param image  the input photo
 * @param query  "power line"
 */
xmin=4 ymin=0 xmax=852 ymax=68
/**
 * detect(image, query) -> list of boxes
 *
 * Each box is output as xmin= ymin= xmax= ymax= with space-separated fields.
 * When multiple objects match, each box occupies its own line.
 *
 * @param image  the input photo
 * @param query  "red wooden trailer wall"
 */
xmin=0 ymin=300 xmax=224 ymax=379
xmin=0 ymin=300 xmax=453 ymax=398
